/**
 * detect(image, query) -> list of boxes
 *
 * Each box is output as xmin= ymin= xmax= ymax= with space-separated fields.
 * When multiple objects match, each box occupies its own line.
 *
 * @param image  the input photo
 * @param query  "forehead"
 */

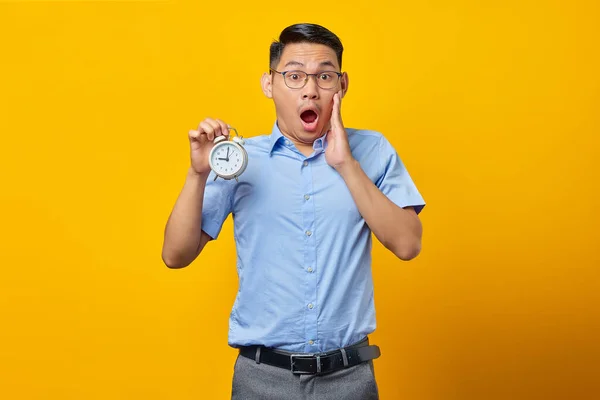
xmin=277 ymin=42 xmax=339 ymax=70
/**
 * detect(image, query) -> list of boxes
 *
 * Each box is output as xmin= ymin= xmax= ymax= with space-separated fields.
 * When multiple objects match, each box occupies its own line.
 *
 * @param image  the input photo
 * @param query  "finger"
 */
xmin=189 ymin=129 xmax=201 ymax=142
xmin=189 ymin=130 xmax=205 ymax=151
xmin=332 ymin=92 xmax=343 ymax=128
xmin=198 ymin=118 xmax=221 ymax=136
xmin=215 ymin=119 xmax=230 ymax=138
xmin=199 ymin=121 xmax=215 ymax=141
xmin=331 ymin=93 xmax=338 ymax=123
xmin=205 ymin=118 xmax=223 ymax=138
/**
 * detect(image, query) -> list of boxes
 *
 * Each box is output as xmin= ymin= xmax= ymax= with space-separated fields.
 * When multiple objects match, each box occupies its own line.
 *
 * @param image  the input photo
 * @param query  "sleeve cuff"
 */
xmin=201 ymin=218 xmax=223 ymax=240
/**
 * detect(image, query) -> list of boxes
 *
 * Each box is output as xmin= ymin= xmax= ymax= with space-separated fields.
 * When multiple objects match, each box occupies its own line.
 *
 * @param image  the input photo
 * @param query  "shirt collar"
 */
xmin=268 ymin=121 xmax=329 ymax=155
xmin=268 ymin=122 xmax=285 ymax=154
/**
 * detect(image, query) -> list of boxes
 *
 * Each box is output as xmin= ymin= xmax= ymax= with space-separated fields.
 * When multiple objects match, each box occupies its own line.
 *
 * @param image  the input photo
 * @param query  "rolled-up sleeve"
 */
xmin=375 ymin=136 xmax=426 ymax=215
xmin=201 ymin=171 xmax=235 ymax=239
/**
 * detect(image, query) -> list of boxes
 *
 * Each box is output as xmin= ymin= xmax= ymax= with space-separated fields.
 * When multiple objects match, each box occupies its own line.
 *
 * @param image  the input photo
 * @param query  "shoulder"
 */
xmin=239 ymin=133 xmax=272 ymax=155
xmin=241 ymin=133 xmax=271 ymax=146
xmin=346 ymin=128 xmax=390 ymax=145
xmin=346 ymin=127 xmax=384 ymax=139
xmin=346 ymin=127 xmax=396 ymax=156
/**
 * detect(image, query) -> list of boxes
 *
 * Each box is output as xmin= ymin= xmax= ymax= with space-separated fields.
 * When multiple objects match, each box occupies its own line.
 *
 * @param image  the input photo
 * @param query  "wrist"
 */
xmin=335 ymin=158 xmax=361 ymax=179
xmin=187 ymin=167 xmax=210 ymax=183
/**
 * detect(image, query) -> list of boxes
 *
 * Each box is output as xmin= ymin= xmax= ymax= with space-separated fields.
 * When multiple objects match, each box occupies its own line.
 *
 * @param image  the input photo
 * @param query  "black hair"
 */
xmin=269 ymin=23 xmax=344 ymax=70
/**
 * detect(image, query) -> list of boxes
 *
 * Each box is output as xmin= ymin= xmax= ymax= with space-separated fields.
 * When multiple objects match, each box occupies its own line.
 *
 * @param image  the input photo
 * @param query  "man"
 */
xmin=162 ymin=23 xmax=425 ymax=399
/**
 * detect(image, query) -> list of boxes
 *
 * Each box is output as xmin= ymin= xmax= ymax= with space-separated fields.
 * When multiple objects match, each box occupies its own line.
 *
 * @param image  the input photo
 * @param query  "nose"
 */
xmin=301 ymin=75 xmax=319 ymax=100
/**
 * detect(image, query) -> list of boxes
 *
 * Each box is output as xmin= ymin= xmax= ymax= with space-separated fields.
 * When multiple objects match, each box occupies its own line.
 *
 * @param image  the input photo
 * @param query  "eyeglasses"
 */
xmin=270 ymin=68 xmax=342 ymax=90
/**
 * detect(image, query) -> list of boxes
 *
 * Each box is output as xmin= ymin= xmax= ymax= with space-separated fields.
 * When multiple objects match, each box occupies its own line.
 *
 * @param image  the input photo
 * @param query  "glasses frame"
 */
xmin=270 ymin=68 xmax=343 ymax=90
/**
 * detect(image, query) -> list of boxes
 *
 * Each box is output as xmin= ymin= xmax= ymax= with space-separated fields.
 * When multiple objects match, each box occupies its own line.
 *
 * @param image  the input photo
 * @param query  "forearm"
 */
xmin=337 ymin=160 xmax=422 ymax=260
xmin=162 ymin=167 xmax=210 ymax=268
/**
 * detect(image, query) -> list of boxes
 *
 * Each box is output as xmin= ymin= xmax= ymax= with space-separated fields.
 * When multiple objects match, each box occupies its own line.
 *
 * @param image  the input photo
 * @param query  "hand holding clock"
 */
xmin=188 ymin=118 xmax=230 ymax=176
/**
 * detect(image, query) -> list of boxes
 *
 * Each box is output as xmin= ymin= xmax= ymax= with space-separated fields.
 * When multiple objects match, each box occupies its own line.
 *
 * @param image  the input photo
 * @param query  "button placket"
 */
xmin=300 ymin=156 xmax=318 ymax=352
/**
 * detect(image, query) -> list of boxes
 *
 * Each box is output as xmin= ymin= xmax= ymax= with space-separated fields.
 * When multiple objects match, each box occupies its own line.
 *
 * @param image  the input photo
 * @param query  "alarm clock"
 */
xmin=208 ymin=127 xmax=248 ymax=182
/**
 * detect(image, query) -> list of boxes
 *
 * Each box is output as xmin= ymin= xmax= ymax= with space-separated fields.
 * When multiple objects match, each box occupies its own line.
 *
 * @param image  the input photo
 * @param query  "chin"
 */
xmin=299 ymin=125 xmax=324 ymax=137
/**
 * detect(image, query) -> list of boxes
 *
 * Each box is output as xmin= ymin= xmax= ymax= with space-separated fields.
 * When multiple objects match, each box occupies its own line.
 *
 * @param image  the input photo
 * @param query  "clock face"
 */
xmin=210 ymin=142 xmax=245 ymax=177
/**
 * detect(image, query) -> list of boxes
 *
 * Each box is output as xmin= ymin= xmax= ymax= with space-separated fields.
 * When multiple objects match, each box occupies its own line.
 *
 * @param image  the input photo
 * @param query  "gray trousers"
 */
xmin=231 ymin=350 xmax=379 ymax=399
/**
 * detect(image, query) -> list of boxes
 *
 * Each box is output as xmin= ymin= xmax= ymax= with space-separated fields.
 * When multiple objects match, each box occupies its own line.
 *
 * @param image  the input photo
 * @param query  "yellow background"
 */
xmin=1 ymin=0 xmax=599 ymax=399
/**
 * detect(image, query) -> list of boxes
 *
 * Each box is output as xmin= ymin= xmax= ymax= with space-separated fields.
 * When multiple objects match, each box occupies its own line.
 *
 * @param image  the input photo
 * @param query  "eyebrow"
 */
xmin=284 ymin=60 xmax=337 ymax=69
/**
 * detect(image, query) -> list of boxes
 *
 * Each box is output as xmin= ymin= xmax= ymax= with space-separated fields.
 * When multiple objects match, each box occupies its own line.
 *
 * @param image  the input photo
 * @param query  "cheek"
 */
xmin=320 ymin=107 xmax=334 ymax=124
xmin=273 ymin=93 xmax=298 ymax=118
xmin=274 ymin=102 xmax=296 ymax=121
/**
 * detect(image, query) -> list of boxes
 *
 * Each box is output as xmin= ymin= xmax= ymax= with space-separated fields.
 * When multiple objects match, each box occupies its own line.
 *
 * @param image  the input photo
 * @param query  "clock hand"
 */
xmin=217 ymin=157 xmax=228 ymax=161
xmin=226 ymin=147 xmax=230 ymax=161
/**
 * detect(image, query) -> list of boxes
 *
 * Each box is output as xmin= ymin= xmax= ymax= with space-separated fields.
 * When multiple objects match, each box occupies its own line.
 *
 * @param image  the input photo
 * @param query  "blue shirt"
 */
xmin=201 ymin=122 xmax=425 ymax=353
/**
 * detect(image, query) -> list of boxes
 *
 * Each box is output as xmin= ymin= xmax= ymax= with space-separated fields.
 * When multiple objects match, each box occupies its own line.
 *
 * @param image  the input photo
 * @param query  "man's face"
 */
xmin=262 ymin=42 xmax=348 ymax=145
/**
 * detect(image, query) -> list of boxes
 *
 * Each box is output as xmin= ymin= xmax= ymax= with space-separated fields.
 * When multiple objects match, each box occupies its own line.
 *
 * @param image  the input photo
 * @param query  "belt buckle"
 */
xmin=290 ymin=354 xmax=320 ymax=375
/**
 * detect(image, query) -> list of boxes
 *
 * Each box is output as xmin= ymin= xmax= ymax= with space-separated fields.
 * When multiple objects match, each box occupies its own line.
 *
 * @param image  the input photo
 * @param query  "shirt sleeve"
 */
xmin=375 ymin=135 xmax=426 ymax=215
xmin=201 ymin=170 xmax=235 ymax=239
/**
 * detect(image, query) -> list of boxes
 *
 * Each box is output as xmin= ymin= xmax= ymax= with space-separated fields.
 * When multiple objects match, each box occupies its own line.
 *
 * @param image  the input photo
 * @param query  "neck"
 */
xmin=276 ymin=122 xmax=323 ymax=157
xmin=293 ymin=141 xmax=314 ymax=157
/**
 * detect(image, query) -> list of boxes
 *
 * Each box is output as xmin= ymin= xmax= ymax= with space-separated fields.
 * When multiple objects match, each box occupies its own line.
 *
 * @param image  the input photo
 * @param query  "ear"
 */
xmin=341 ymin=72 xmax=349 ymax=98
xmin=261 ymin=72 xmax=273 ymax=99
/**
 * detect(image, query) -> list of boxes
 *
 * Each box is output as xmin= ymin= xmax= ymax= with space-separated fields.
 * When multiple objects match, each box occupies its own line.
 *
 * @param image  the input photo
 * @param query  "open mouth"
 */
xmin=300 ymin=109 xmax=319 ymax=132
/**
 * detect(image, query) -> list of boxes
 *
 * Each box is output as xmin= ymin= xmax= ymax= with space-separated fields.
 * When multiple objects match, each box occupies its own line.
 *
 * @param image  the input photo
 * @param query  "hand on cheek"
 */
xmin=325 ymin=90 xmax=354 ymax=170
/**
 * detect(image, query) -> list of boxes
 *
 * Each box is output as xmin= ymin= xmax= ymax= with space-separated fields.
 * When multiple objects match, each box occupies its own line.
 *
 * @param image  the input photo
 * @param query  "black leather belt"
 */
xmin=238 ymin=338 xmax=381 ymax=375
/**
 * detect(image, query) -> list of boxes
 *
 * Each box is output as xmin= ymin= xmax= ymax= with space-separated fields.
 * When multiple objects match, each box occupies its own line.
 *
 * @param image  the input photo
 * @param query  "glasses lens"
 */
xmin=316 ymin=72 xmax=339 ymax=89
xmin=284 ymin=71 xmax=307 ymax=88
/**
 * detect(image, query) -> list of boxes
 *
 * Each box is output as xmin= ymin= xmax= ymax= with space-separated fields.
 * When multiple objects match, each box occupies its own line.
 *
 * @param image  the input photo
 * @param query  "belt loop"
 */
xmin=255 ymin=347 xmax=261 ymax=364
xmin=316 ymin=355 xmax=321 ymax=374
xmin=340 ymin=348 xmax=349 ymax=367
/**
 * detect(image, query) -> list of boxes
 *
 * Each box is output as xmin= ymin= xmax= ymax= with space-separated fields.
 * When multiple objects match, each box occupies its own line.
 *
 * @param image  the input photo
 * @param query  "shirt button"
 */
xmin=307 ymin=267 xmax=313 ymax=273
xmin=305 ymin=230 xmax=312 ymax=236
xmin=308 ymin=303 xmax=314 ymax=309
xmin=285 ymin=140 xmax=290 ymax=145
xmin=304 ymin=194 xmax=310 ymax=200
xmin=308 ymin=340 xmax=314 ymax=345
xmin=303 ymin=161 xmax=308 ymax=166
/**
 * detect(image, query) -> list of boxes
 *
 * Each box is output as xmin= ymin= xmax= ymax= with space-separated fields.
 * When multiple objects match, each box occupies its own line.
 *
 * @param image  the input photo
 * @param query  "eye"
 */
xmin=319 ymin=73 xmax=335 ymax=81
xmin=289 ymin=73 xmax=301 ymax=81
